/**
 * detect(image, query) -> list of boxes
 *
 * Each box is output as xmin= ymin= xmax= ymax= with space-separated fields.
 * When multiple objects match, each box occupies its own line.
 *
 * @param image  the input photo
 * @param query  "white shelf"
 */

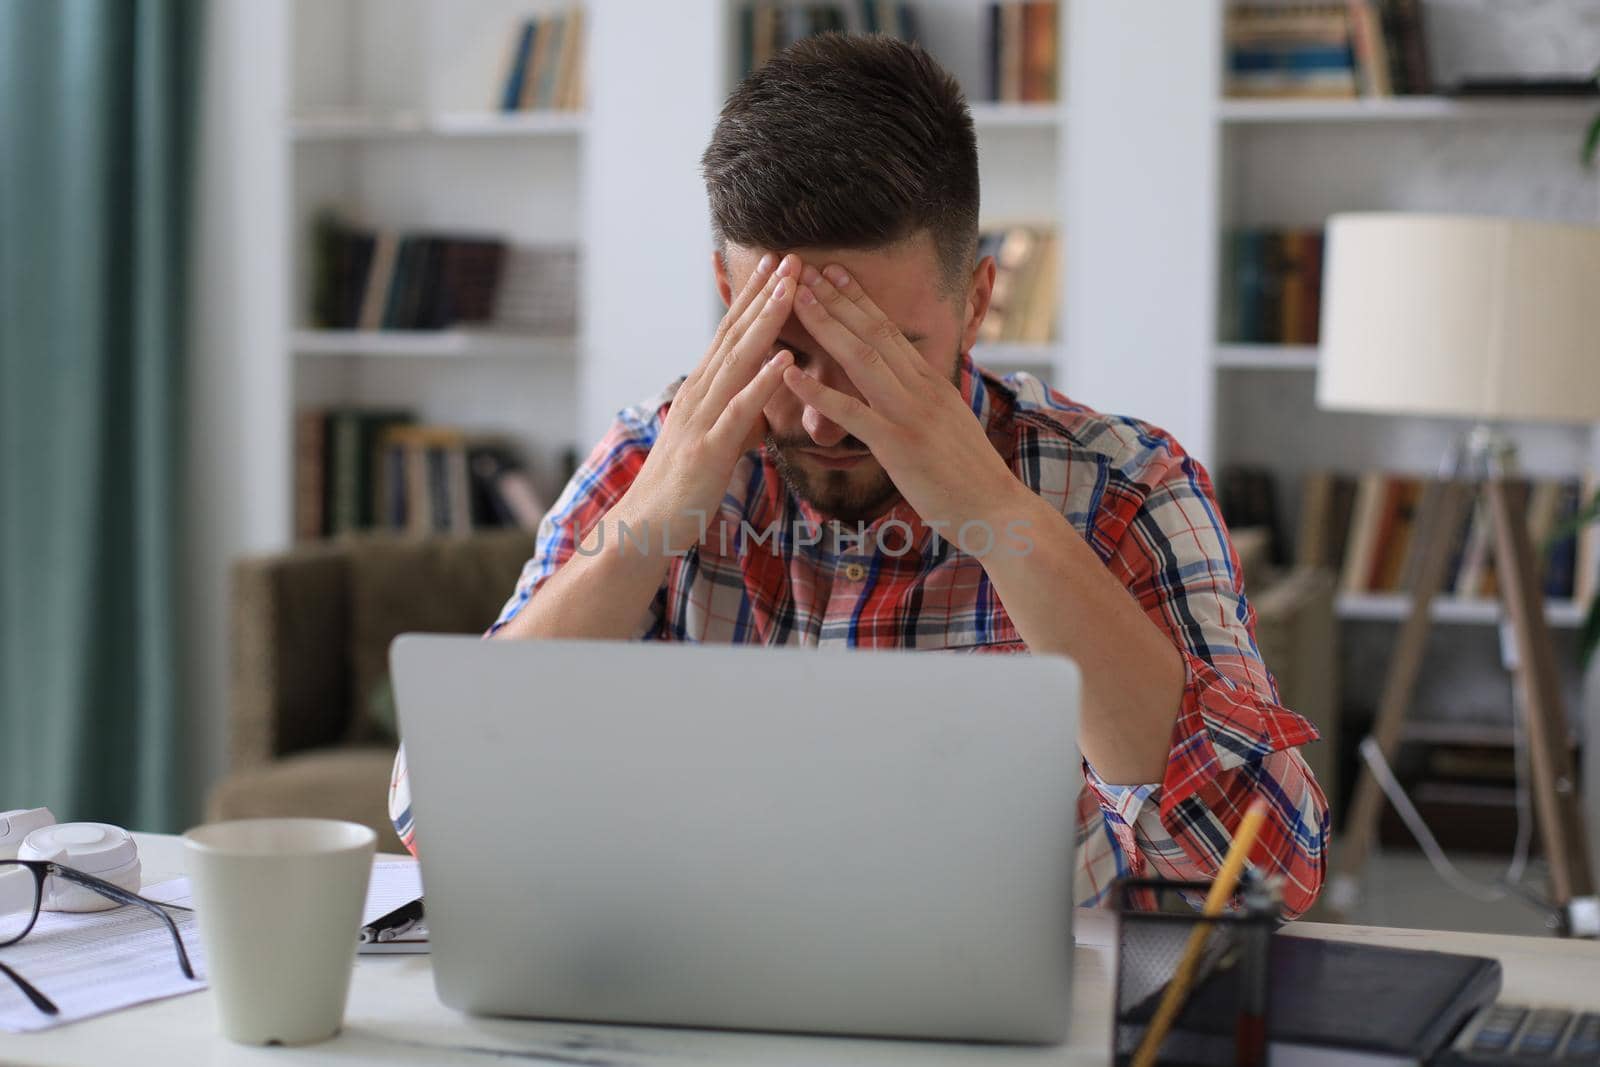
xmin=292 ymin=330 xmax=577 ymax=360
xmin=969 ymin=102 xmax=1064 ymax=130
xmin=289 ymin=109 xmax=586 ymax=142
xmin=1218 ymin=95 xmax=1599 ymax=125
xmin=1215 ymin=344 xmax=1319 ymax=371
xmin=1337 ymin=592 xmax=1589 ymax=629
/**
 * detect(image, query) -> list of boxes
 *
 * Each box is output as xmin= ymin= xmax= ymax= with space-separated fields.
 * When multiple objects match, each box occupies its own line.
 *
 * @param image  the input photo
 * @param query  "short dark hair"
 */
xmin=701 ymin=33 xmax=980 ymax=293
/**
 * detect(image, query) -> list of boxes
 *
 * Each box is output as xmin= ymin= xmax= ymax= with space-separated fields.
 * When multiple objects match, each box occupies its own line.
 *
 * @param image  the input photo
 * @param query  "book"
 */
xmin=320 ymin=409 xmax=417 ymax=536
xmin=467 ymin=443 xmax=547 ymax=531
xmin=1347 ymin=0 xmax=1393 ymax=98
xmin=356 ymin=231 xmax=400 ymax=332
xmin=1386 ymin=0 xmax=1432 ymax=94
xmin=976 ymin=225 xmax=1058 ymax=344
xmin=1324 ymin=474 xmax=1359 ymax=572
xmin=1295 ymin=471 xmax=1333 ymax=568
xmin=1545 ymin=479 xmax=1582 ymax=600
xmin=985 ymin=4 xmax=1003 ymax=102
xmin=1000 ymin=3 xmax=1025 ymax=103
xmin=1394 ymin=479 xmax=1441 ymax=593
xmin=495 ymin=11 xmax=583 ymax=112
xmin=551 ymin=9 xmax=582 ymax=112
xmin=500 ymin=20 xmax=535 ymax=112
xmin=518 ymin=19 xmax=549 ymax=110
xmin=740 ymin=3 xmax=920 ymax=77
xmin=1367 ymin=476 xmax=1422 ymax=592
xmin=1225 ymin=4 xmax=1357 ymax=99
xmin=1020 ymin=2 xmax=1058 ymax=103
xmin=308 ymin=218 xmax=513 ymax=333
xmin=1340 ymin=471 xmax=1387 ymax=593
xmin=1218 ymin=466 xmax=1286 ymax=565
xmin=1123 ymin=934 xmax=1502 ymax=1066
xmin=1577 ymin=472 xmax=1600 ymax=609
xmin=1223 ymin=227 xmax=1325 ymax=344
xmin=293 ymin=410 xmax=328 ymax=541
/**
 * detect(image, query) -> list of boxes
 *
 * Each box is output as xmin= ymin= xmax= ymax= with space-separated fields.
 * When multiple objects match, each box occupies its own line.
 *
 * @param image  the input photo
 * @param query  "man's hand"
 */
xmin=614 ymin=253 xmax=800 ymax=553
xmin=783 ymin=263 xmax=1026 ymax=545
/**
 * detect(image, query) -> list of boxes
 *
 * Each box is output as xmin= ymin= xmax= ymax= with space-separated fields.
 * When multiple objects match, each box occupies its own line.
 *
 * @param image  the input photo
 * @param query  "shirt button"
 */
xmin=842 ymin=562 xmax=867 ymax=581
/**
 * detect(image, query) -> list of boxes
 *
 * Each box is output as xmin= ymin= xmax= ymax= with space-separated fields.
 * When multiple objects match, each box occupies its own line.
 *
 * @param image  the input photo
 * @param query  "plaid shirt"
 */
xmin=390 ymin=355 xmax=1328 ymax=916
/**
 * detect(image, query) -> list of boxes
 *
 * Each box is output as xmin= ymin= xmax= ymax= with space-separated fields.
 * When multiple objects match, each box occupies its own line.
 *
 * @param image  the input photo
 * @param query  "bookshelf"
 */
xmin=1215 ymin=343 xmax=1319 ymax=371
xmin=1202 ymin=0 xmax=1600 ymax=861
xmin=273 ymin=0 xmax=1072 ymax=544
xmin=285 ymin=0 xmax=588 ymax=541
xmin=1211 ymin=1 xmax=1600 ymax=622
xmin=292 ymin=330 xmax=578 ymax=361
xmin=289 ymin=109 xmax=587 ymax=141
xmin=1048 ymin=1 xmax=1600 ymax=860
xmin=1217 ymin=95 xmax=1599 ymax=124
xmin=262 ymin=0 xmax=1599 ymax=623
xmin=1337 ymin=593 xmax=1588 ymax=629
xmin=969 ymin=102 xmax=1065 ymax=129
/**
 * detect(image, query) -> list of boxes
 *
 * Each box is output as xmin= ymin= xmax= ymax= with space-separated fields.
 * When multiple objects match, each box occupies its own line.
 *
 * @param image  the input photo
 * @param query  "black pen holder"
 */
xmin=1111 ymin=878 xmax=1278 ymax=1067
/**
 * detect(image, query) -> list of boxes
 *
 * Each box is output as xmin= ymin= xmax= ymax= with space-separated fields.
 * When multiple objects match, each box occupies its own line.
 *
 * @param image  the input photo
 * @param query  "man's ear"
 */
xmin=960 ymin=255 xmax=998 ymax=354
xmin=713 ymin=249 xmax=734 ymax=307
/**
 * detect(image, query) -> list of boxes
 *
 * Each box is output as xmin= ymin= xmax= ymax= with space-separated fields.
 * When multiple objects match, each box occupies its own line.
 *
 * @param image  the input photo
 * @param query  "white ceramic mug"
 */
xmin=183 ymin=818 xmax=376 ymax=1046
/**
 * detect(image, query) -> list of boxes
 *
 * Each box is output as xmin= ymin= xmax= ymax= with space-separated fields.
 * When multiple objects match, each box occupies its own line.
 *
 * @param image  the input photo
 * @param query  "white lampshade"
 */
xmin=1317 ymin=213 xmax=1600 ymax=424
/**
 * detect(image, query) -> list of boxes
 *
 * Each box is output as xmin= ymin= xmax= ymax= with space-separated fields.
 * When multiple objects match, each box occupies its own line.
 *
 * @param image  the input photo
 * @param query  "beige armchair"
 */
xmin=207 ymin=530 xmax=535 ymax=852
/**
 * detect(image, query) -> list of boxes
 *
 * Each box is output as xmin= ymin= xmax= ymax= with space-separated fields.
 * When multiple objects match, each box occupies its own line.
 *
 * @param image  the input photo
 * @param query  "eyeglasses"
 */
xmin=0 ymin=859 xmax=195 ymax=1016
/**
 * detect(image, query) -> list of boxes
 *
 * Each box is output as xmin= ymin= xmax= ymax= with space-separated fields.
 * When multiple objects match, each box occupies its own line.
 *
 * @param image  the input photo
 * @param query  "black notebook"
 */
xmin=1126 ymin=933 xmax=1503 ymax=1066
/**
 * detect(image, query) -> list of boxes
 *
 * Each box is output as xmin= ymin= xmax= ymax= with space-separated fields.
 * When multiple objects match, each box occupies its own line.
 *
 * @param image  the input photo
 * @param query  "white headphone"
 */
xmin=0 ymin=809 xmax=142 ymax=913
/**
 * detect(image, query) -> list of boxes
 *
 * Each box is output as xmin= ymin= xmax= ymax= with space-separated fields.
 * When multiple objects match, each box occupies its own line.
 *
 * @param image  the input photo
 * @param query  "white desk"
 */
xmin=2 ymin=834 xmax=1596 ymax=1066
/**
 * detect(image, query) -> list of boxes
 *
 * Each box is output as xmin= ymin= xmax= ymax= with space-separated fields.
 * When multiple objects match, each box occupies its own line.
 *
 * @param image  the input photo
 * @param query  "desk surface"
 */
xmin=2 ymin=834 xmax=1595 ymax=1066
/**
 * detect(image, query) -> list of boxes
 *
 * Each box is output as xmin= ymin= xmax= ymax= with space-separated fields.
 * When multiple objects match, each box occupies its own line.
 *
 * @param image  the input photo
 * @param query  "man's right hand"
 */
xmin=611 ymin=252 xmax=799 ymax=554
xmin=493 ymin=253 xmax=798 ymax=642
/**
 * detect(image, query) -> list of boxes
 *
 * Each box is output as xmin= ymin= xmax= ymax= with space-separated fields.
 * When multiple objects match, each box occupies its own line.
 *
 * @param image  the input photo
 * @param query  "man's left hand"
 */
xmin=783 ymin=263 xmax=1027 ymax=542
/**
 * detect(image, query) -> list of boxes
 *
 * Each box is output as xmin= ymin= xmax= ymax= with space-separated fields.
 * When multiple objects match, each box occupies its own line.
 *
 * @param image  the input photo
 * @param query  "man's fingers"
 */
xmin=711 ymin=251 xmax=776 ymax=349
xmin=684 ymin=252 xmax=780 ymax=399
xmin=709 ymin=349 xmax=792 ymax=449
xmin=791 ymin=267 xmax=914 ymax=407
xmin=819 ymin=262 xmax=927 ymax=381
xmin=781 ymin=366 xmax=885 ymax=445
xmin=701 ymin=263 xmax=797 ymax=412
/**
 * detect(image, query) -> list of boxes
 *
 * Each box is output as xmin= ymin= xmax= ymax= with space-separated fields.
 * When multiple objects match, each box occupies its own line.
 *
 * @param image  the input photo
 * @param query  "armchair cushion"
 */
xmin=345 ymin=530 xmax=534 ymax=744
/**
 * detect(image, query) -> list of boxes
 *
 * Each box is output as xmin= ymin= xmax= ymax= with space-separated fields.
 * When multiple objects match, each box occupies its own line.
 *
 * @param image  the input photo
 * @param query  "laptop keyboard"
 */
xmin=1435 ymin=1003 xmax=1600 ymax=1065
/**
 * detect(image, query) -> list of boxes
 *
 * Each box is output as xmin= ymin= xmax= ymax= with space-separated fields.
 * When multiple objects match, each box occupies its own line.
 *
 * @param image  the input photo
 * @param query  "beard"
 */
xmin=764 ymin=347 xmax=965 ymax=526
xmin=764 ymin=432 xmax=901 ymax=526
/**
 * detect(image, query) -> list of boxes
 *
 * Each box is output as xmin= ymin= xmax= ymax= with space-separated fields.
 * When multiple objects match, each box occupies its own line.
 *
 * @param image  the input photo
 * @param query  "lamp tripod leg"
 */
xmin=1486 ymin=478 xmax=1599 ymax=937
xmin=1329 ymin=479 xmax=1473 ymax=919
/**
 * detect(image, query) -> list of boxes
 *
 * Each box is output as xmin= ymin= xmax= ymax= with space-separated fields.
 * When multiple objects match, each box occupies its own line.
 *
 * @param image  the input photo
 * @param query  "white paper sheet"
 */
xmin=0 ymin=877 xmax=204 ymax=1034
xmin=358 ymin=858 xmax=428 ymax=954
xmin=0 ymin=857 xmax=426 ymax=1032
xmin=362 ymin=858 xmax=423 ymax=925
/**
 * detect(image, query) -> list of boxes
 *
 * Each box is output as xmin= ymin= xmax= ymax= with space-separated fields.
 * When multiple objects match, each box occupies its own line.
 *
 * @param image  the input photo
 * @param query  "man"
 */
xmin=390 ymin=34 xmax=1327 ymax=916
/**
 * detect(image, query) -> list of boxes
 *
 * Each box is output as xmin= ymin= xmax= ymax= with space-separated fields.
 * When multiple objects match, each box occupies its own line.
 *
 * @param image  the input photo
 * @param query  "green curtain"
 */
xmin=0 ymin=0 xmax=202 ymax=831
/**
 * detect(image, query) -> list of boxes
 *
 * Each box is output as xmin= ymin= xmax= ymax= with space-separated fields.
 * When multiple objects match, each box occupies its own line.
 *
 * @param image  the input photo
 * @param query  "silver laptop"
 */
xmin=390 ymin=635 xmax=1081 ymax=1043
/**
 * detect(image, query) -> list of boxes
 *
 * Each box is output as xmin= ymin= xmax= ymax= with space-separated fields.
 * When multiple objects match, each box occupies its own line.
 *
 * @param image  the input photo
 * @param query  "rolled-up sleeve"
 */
xmin=1081 ymin=449 xmax=1329 ymax=918
xmin=486 ymin=398 xmax=669 ymax=638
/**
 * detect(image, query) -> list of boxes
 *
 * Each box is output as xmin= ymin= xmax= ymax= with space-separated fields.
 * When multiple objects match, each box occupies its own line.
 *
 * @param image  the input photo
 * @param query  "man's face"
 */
xmin=716 ymin=233 xmax=987 ymax=525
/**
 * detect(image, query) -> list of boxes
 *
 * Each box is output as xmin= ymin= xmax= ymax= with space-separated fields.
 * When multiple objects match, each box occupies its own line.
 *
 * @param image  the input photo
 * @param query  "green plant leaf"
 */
xmin=1586 ymin=112 xmax=1600 ymax=168
xmin=1581 ymin=595 xmax=1600 ymax=672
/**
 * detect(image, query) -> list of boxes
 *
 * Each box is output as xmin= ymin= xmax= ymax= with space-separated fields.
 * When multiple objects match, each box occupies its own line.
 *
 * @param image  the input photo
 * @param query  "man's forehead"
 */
xmin=723 ymin=235 xmax=946 ymax=313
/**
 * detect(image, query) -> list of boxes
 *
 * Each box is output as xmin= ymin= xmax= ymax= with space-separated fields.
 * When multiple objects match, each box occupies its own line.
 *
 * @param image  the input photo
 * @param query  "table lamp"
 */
xmin=1316 ymin=212 xmax=1600 ymax=937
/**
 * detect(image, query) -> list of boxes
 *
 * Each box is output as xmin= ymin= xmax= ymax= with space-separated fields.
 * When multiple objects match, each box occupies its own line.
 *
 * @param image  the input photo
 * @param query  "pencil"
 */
xmin=1130 ymin=796 xmax=1272 ymax=1067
